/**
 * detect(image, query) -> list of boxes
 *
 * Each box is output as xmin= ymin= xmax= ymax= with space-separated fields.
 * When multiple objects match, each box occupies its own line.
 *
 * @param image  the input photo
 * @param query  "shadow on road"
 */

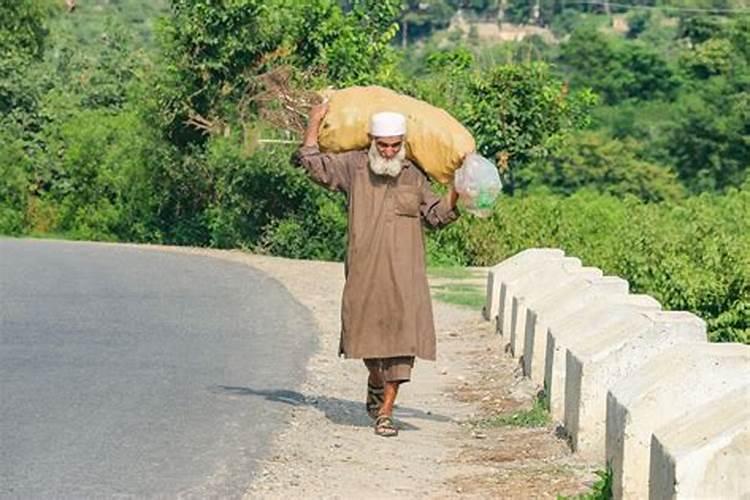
xmin=210 ymin=385 xmax=452 ymax=430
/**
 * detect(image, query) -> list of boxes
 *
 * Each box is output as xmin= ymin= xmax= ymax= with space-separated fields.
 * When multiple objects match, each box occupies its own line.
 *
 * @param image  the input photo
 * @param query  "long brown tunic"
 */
xmin=296 ymin=145 xmax=459 ymax=361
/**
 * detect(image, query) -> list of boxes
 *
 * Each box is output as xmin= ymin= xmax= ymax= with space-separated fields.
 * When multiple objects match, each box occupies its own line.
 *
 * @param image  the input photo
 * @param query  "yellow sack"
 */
xmin=318 ymin=86 xmax=475 ymax=185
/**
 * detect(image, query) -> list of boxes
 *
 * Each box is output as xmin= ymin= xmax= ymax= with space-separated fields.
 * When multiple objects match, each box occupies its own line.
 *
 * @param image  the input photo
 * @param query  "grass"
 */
xmin=558 ymin=468 xmax=613 ymax=500
xmin=434 ymin=290 xmax=486 ymax=309
xmin=431 ymin=283 xmax=484 ymax=293
xmin=432 ymin=281 xmax=486 ymax=309
xmin=429 ymin=264 xmax=486 ymax=309
xmin=427 ymin=266 xmax=476 ymax=279
xmin=475 ymin=395 xmax=550 ymax=428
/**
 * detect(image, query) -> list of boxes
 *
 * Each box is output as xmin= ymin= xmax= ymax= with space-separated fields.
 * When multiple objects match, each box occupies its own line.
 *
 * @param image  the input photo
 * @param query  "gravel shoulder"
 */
xmin=121 ymin=243 xmax=598 ymax=499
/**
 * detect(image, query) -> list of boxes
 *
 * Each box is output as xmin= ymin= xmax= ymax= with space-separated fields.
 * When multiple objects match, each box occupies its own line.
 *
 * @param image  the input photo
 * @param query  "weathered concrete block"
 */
xmin=483 ymin=248 xmax=565 ymax=322
xmin=606 ymin=343 xmax=750 ymax=499
xmin=497 ymin=257 xmax=581 ymax=335
xmin=649 ymin=387 xmax=750 ymax=500
xmin=522 ymin=276 xmax=629 ymax=383
xmin=565 ymin=311 xmax=706 ymax=462
xmin=543 ymin=295 xmax=661 ymax=421
xmin=506 ymin=262 xmax=598 ymax=356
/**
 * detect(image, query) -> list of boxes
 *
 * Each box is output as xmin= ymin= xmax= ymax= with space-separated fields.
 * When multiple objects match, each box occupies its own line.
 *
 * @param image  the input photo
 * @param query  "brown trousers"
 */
xmin=363 ymin=356 xmax=415 ymax=383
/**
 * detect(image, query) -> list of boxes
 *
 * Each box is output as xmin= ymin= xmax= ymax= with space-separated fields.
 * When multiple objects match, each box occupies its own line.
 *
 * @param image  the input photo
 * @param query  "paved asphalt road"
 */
xmin=0 ymin=239 xmax=317 ymax=498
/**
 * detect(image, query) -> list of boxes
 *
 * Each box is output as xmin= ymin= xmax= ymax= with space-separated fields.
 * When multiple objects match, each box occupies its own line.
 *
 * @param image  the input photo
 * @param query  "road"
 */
xmin=0 ymin=239 xmax=316 ymax=498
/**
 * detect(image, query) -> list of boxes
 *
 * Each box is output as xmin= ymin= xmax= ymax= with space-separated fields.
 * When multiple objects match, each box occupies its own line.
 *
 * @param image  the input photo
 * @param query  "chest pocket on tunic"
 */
xmin=393 ymin=186 xmax=421 ymax=218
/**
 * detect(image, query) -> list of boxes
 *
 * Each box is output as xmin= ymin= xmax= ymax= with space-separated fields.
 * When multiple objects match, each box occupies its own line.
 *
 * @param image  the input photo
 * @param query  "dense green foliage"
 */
xmin=432 ymin=186 xmax=750 ymax=343
xmin=1 ymin=0 xmax=748 ymax=343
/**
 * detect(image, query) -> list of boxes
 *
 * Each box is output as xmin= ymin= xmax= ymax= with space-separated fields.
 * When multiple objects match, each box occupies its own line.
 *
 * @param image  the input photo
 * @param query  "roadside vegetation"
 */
xmin=2 ymin=0 xmax=748 ymax=343
xmin=475 ymin=394 xmax=551 ymax=428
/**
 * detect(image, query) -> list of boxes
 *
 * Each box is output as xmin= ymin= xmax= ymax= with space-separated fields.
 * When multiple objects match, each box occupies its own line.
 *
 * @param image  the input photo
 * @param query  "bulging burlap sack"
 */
xmin=318 ymin=86 xmax=475 ymax=185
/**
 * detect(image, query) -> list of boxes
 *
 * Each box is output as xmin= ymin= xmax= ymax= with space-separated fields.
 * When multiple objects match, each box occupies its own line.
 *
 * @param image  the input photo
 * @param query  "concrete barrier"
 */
xmin=543 ymin=295 xmax=661 ymax=421
xmin=565 ymin=311 xmax=706 ymax=462
xmin=506 ymin=264 xmax=600 ymax=356
xmin=498 ymin=255 xmax=580 ymax=339
xmin=483 ymin=248 xmax=565 ymax=322
xmin=522 ymin=276 xmax=629 ymax=383
xmin=606 ymin=343 xmax=750 ymax=499
xmin=483 ymin=249 xmax=748 ymax=500
xmin=649 ymin=387 xmax=750 ymax=500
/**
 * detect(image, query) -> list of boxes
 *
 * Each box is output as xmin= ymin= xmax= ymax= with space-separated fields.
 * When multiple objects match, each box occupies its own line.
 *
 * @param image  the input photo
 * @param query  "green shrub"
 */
xmin=38 ymin=107 xmax=169 ymax=241
xmin=428 ymin=188 xmax=750 ymax=343
xmin=0 ymin=131 xmax=31 ymax=234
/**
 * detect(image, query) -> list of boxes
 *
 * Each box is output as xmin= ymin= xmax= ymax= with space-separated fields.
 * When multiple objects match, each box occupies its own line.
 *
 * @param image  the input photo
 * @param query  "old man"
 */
xmin=296 ymin=103 xmax=460 ymax=437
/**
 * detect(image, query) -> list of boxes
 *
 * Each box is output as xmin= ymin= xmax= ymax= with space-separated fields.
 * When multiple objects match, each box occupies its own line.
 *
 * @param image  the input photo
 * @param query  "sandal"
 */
xmin=366 ymin=382 xmax=385 ymax=419
xmin=374 ymin=415 xmax=399 ymax=437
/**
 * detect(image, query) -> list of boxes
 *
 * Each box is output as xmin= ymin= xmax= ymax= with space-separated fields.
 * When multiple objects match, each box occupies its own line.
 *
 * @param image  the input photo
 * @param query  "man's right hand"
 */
xmin=303 ymin=101 xmax=329 ymax=147
xmin=309 ymin=101 xmax=329 ymax=124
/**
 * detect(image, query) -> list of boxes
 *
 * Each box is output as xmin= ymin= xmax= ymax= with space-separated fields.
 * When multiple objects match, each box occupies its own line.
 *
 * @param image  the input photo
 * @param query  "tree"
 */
xmin=668 ymin=78 xmax=750 ymax=192
xmin=677 ymin=14 xmax=727 ymax=44
xmin=0 ymin=0 xmax=53 ymax=60
xmin=461 ymin=62 xmax=597 ymax=192
xmin=539 ymin=131 xmax=686 ymax=201
xmin=291 ymin=0 xmax=402 ymax=85
xmin=0 ymin=0 xmax=54 ymax=118
xmin=154 ymin=0 xmax=403 ymax=146
xmin=154 ymin=0 xmax=290 ymax=146
xmin=559 ymin=27 xmax=680 ymax=104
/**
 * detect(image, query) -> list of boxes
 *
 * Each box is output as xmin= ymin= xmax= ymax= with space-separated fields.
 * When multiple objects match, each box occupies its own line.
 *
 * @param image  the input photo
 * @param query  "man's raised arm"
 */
xmin=295 ymin=102 xmax=353 ymax=193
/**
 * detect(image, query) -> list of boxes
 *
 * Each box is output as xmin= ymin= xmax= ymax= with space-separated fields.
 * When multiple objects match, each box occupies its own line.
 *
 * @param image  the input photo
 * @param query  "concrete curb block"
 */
xmin=484 ymin=249 xmax=749 ymax=500
xmin=649 ymin=387 xmax=750 ymax=499
xmin=507 ymin=265 xmax=600 ymax=357
xmin=498 ymin=256 xmax=581 ymax=340
xmin=484 ymin=248 xmax=565 ymax=322
xmin=565 ymin=310 xmax=706 ymax=462
xmin=606 ymin=342 xmax=750 ymax=499
xmin=522 ymin=276 xmax=629 ymax=384
xmin=544 ymin=295 xmax=661 ymax=422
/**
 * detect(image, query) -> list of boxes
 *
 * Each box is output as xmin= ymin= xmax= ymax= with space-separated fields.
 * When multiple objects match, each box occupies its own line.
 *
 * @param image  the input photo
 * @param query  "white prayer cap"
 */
xmin=370 ymin=111 xmax=407 ymax=137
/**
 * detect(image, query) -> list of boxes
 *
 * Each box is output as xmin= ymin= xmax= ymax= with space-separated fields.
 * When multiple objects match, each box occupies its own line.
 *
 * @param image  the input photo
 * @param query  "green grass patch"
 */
xmin=475 ymin=395 xmax=550 ymax=428
xmin=427 ymin=266 xmax=475 ymax=280
xmin=558 ymin=468 xmax=612 ymax=500
xmin=430 ymin=283 xmax=484 ymax=293
xmin=431 ymin=279 xmax=485 ymax=309
xmin=434 ymin=290 xmax=485 ymax=309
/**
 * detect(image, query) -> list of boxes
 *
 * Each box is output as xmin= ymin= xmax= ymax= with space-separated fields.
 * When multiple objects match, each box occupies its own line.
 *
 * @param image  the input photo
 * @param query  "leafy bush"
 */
xmin=0 ymin=130 xmax=31 ymax=234
xmin=34 ymin=107 xmax=169 ymax=241
xmin=429 ymin=187 xmax=750 ymax=343
xmin=195 ymin=139 xmax=348 ymax=259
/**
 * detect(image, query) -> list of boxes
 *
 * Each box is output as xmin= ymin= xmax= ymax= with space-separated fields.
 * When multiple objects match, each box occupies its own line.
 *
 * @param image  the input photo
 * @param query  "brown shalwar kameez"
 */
xmin=295 ymin=145 xmax=459 ymax=369
xmin=363 ymin=357 xmax=415 ymax=383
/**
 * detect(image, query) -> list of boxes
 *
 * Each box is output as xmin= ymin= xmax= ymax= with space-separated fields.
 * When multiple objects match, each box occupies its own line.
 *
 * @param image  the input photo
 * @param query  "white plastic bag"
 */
xmin=453 ymin=153 xmax=502 ymax=218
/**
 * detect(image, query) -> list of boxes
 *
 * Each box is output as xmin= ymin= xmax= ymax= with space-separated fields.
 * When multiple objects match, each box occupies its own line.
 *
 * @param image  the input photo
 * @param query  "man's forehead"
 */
xmin=373 ymin=135 xmax=403 ymax=144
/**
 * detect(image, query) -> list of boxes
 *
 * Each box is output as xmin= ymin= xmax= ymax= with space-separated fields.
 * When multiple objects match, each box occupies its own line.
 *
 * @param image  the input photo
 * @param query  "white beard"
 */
xmin=368 ymin=141 xmax=405 ymax=178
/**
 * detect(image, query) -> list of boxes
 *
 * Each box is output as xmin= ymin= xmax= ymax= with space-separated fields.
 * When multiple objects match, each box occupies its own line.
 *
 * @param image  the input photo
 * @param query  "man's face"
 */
xmin=368 ymin=135 xmax=406 ymax=178
xmin=374 ymin=136 xmax=403 ymax=160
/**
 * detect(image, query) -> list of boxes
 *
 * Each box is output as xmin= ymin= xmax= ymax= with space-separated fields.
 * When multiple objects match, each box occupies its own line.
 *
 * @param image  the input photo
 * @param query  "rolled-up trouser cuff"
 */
xmin=364 ymin=356 xmax=415 ymax=383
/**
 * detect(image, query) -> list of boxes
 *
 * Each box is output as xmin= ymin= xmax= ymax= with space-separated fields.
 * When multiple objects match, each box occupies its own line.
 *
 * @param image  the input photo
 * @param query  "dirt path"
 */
xmin=129 ymin=244 xmax=598 ymax=499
